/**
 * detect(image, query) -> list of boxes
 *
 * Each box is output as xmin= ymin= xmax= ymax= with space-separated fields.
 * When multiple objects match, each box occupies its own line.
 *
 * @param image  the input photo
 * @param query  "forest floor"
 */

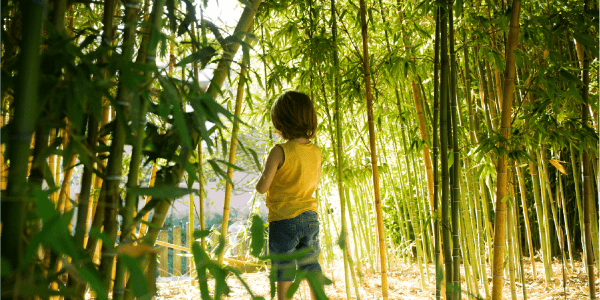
xmin=151 ymin=257 xmax=599 ymax=299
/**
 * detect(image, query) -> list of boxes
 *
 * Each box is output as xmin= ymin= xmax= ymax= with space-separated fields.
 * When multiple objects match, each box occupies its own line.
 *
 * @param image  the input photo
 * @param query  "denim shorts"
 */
xmin=269 ymin=210 xmax=322 ymax=282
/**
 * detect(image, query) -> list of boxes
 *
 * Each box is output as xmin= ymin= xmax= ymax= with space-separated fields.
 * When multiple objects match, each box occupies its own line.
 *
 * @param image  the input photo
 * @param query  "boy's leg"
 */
xmin=269 ymin=218 xmax=299 ymax=300
xmin=305 ymin=278 xmax=317 ymax=300
xmin=277 ymin=281 xmax=293 ymax=300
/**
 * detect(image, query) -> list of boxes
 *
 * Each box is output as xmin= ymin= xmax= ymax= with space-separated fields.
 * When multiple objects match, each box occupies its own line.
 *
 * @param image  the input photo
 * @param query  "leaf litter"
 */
xmin=141 ymin=256 xmax=599 ymax=299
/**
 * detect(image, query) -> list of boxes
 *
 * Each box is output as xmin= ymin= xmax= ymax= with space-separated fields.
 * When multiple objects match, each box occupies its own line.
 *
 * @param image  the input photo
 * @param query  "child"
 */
xmin=255 ymin=91 xmax=324 ymax=300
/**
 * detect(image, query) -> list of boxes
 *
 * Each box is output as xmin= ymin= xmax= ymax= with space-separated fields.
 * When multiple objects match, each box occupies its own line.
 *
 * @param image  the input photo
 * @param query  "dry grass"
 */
xmin=151 ymin=257 xmax=599 ymax=299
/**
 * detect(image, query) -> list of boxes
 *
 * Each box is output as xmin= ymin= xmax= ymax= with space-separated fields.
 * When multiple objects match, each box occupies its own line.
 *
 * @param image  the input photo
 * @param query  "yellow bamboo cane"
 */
xmin=217 ymin=40 xmax=249 ymax=266
xmin=358 ymin=0 xmax=388 ymax=298
xmin=490 ymin=1 xmax=521 ymax=299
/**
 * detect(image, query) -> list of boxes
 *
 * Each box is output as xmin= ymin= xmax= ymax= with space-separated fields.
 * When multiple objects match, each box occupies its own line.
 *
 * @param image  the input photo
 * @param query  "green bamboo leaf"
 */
xmin=184 ymin=162 xmax=200 ymax=183
xmin=191 ymin=243 xmax=212 ymax=300
xmin=121 ymin=256 xmax=150 ymax=297
xmin=559 ymin=69 xmax=583 ymax=86
xmin=269 ymin=269 xmax=277 ymax=299
xmin=159 ymin=77 xmax=192 ymax=150
xmin=176 ymin=46 xmax=216 ymax=67
xmin=237 ymin=139 xmax=262 ymax=172
xmin=250 ymin=215 xmax=265 ymax=257
xmin=216 ymin=159 xmax=244 ymax=171
xmin=307 ymin=272 xmax=331 ymax=300
xmin=207 ymin=159 xmax=235 ymax=186
xmin=34 ymin=188 xmax=57 ymax=222
xmin=285 ymin=270 xmax=306 ymax=299
xmin=194 ymin=229 xmax=211 ymax=239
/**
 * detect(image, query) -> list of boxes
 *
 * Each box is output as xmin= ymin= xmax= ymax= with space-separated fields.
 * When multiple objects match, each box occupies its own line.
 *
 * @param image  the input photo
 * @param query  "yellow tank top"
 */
xmin=266 ymin=140 xmax=321 ymax=222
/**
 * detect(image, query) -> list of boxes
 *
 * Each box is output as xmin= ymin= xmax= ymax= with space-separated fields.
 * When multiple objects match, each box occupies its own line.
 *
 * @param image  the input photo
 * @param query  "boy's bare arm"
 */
xmin=256 ymin=145 xmax=284 ymax=194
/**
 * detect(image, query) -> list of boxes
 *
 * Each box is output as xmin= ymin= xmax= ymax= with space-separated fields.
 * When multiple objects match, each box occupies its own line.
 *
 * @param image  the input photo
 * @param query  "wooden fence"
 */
xmin=154 ymin=224 xmax=267 ymax=278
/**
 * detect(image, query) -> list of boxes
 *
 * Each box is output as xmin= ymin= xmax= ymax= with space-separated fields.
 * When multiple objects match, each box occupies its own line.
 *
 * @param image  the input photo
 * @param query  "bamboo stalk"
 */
xmin=82 ymin=1 xmax=117 ymax=284
xmin=1 ymin=1 xmax=44 ymax=297
xmin=330 ymin=1 xmax=356 ymax=297
xmin=97 ymin=0 xmax=142 ymax=292
xmin=490 ymin=2 xmax=521 ymax=299
xmin=400 ymin=26 xmax=435 ymax=216
xmin=448 ymin=4 xmax=461 ymax=298
xmin=393 ymin=121 xmax=427 ymax=287
xmin=474 ymin=48 xmax=494 ymax=133
xmin=579 ymin=2 xmax=596 ymax=294
xmin=507 ymin=166 xmax=517 ymax=300
xmin=217 ymin=33 xmax=249 ymax=266
xmin=439 ymin=0 xmax=452 ymax=297
xmin=515 ymin=164 xmax=537 ymax=279
xmin=358 ymin=0 xmax=388 ymax=297
xmin=432 ymin=5 xmax=443 ymax=299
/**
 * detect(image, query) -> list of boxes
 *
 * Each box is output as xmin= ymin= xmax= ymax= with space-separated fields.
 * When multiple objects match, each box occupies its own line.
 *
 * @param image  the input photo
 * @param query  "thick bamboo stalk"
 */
xmin=97 ymin=0 xmax=142 ymax=291
xmin=490 ymin=2 xmax=521 ymax=299
xmin=112 ymin=3 xmax=160 ymax=297
xmin=358 ymin=0 xmax=388 ymax=297
xmin=580 ymin=4 xmax=596 ymax=294
xmin=1 ymin=1 xmax=44 ymax=297
xmin=439 ymin=0 xmax=452 ymax=297
xmin=432 ymin=5 xmax=442 ymax=299
xmin=138 ymin=164 xmax=158 ymax=239
xmin=82 ymin=0 xmax=117 ymax=278
xmin=449 ymin=5 xmax=461 ymax=298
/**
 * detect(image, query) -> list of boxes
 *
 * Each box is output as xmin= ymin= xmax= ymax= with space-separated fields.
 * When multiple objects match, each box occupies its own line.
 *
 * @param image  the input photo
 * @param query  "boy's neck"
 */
xmin=290 ymin=138 xmax=311 ymax=145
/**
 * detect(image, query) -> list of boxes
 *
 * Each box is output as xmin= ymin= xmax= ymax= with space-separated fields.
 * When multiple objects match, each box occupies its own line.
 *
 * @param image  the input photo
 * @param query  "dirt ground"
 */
xmin=152 ymin=258 xmax=599 ymax=299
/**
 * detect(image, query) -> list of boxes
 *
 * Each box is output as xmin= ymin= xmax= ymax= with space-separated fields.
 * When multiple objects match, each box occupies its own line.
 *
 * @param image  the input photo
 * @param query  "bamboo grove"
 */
xmin=0 ymin=0 xmax=598 ymax=299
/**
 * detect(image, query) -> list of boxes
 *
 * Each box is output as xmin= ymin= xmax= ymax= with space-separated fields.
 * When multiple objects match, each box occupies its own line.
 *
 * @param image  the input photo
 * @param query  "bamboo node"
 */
xmin=493 ymin=274 xmax=505 ymax=278
xmin=106 ymin=175 xmax=123 ymax=181
xmin=102 ymin=251 xmax=117 ymax=257
xmin=122 ymin=1 xmax=142 ymax=9
xmin=113 ymin=288 xmax=125 ymax=295
xmin=494 ymin=244 xmax=505 ymax=247
xmin=117 ymin=101 xmax=131 ymax=107
xmin=146 ymin=55 xmax=156 ymax=61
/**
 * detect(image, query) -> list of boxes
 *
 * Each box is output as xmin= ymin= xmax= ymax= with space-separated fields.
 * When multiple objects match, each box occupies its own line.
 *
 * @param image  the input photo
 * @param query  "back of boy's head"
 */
xmin=270 ymin=91 xmax=317 ymax=140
